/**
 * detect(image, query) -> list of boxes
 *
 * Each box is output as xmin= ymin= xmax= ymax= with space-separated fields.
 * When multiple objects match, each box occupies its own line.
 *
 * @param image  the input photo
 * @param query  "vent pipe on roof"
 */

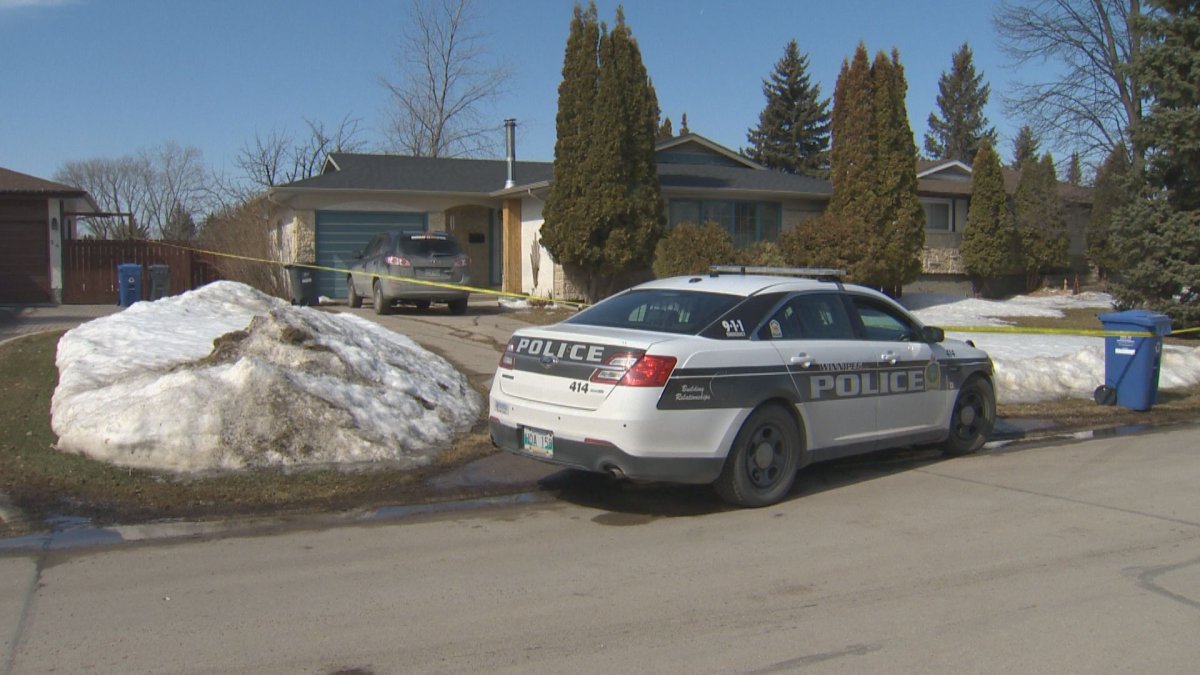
xmin=504 ymin=118 xmax=517 ymax=189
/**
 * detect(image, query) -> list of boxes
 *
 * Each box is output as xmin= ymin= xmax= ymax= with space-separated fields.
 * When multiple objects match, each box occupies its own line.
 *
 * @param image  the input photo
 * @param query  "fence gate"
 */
xmin=62 ymin=239 xmax=221 ymax=304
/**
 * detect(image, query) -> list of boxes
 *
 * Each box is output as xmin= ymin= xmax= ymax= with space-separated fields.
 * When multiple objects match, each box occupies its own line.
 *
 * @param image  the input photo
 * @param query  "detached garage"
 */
xmin=0 ymin=167 xmax=97 ymax=304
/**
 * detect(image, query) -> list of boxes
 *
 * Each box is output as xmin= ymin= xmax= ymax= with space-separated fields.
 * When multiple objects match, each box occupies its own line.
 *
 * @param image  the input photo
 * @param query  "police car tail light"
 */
xmin=385 ymin=255 xmax=412 ymax=267
xmin=589 ymin=352 xmax=677 ymax=387
xmin=498 ymin=339 xmax=517 ymax=369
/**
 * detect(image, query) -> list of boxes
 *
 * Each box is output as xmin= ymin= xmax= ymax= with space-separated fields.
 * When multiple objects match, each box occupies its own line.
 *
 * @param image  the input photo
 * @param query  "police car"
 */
xmin=488 ymin=267 xmax=995 ymax=507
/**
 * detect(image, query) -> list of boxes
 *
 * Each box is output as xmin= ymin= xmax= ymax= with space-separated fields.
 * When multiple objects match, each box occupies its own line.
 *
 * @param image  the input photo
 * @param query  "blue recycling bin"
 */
xmin=117 ymin=263 xmax=143 ymax=307
xmin=1096 ymin=310 xmax=1172 ymax=411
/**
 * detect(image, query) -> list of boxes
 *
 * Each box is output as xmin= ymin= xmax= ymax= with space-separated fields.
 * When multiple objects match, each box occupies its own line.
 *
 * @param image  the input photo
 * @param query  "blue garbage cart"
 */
xmin=1095 ymin=310 xmax=1172 ymax=411
xmin=117 ymin=263 xmax=143 ymax=307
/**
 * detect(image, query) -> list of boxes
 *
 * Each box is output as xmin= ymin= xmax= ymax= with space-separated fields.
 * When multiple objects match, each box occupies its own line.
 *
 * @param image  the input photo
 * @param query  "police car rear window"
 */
xmin=566 ymin=290 xmax=740 ymax=335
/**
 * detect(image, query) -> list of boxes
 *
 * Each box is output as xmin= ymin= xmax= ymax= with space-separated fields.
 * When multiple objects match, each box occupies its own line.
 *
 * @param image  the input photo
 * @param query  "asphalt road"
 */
xmin=4 ymin=423 xmax=1200 ymax=674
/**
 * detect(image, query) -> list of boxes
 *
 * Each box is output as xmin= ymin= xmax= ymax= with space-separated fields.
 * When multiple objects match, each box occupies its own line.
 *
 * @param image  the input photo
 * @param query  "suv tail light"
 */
xmin=590 ymin=353 xmax=676 ymax=387
xmin=385 ymin=255 xmax=411 ymax=267
xmin=453 ymin=255 xmax=471 ymax=268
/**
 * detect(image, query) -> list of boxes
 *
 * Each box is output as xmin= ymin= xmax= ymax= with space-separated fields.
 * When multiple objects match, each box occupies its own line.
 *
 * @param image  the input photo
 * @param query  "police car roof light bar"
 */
xmin=709 ymin=265 xmax=847 ymax=283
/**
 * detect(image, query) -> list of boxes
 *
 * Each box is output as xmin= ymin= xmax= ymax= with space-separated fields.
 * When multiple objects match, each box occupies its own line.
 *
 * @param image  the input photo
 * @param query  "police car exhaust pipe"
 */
xmin=603 ymin=464 xmax=626 ymax=479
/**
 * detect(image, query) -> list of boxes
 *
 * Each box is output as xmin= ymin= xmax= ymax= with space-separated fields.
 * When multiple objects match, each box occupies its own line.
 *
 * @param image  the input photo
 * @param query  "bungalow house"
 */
xmin=269 ymin=132 xmax=829 ymax=301
xmin=269 ymin=133 xmax=1091 ymax=301
xmin=0 ymin=167 xmax=97 ymax=304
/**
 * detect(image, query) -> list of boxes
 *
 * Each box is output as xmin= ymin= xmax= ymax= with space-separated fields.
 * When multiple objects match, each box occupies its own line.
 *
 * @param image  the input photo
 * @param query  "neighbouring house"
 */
xmin=0 ymin=167 xmax=97 ymax=304
xmin=269 ymin=132 xmax=1091 ymax=301
xmin=913 ymin=159 xmax=1094 ymax=294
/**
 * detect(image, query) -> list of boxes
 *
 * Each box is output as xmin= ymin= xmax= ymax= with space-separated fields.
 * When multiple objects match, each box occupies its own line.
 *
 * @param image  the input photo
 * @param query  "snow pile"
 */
xmin=51 ymin=281 xmax=481 ymax=473
xmin=906 ymin=290 xmax=1200 ymax=403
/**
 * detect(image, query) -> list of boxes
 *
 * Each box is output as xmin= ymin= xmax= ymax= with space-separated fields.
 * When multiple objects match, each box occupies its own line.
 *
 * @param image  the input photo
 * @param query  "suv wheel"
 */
xmin=347 ymin=277 xmax=362 ymax=308
xmin=448 ymin=298 xmax=468 ymax=315
xmin=373 ymin=281 xmax=391 ymax=315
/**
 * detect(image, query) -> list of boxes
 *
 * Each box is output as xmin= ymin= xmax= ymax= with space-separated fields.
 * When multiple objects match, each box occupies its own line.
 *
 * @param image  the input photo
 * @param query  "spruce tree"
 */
xmin=657 ymin=116 xmax=673 ymax=140
xmin=1087 ymin=144 xmax=1130 ymax=278
xmin=745 ymin=40 xmax=831 ymax=177
xmin=1066 ymin=151 xmax=1083 ymax=185
xmin=1109 ymin=0 xmax=1200 ymax=324
xmin=1010 ymin=125 xmax=1040 ymax=168
xmin=541 ymin=4 xmax=663 ymax=302
xmin=961 ymin=139 xmax=1018 ymax=295
xmin=680 ymin=112 xmax=689 ymax=134
xmin=1013 ymin=154 xmax=1068 ymax=289
xmin=924 ymin=42 xmax=997 ymax=162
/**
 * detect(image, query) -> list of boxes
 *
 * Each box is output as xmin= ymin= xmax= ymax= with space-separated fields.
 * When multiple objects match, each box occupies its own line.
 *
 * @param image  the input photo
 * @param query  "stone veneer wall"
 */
xmin=294 ymin=210 xmax=316 ymax=263
xmin=921 ymin=247 xmax=964 ymax=275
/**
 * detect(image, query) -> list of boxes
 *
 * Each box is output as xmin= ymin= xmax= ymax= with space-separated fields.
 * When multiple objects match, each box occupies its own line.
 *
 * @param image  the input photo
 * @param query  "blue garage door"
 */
xmin=315 ymin=210 xmax=427 ymax=298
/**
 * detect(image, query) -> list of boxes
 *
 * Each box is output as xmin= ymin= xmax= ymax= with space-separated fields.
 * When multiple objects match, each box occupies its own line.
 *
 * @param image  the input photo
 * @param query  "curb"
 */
xmin=2 ymin=419 xmax=1187 ymax=555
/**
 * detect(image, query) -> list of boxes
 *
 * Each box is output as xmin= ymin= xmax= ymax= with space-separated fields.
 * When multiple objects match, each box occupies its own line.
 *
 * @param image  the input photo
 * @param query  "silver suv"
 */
xmin=346 ymin=231 xmax=471 ymax=315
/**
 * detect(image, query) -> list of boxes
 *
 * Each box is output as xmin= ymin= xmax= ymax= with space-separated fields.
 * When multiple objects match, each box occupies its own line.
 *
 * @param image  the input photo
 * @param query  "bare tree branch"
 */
xmin=994 ymin=0 xmax=1148 ymax=166
xmin=381 ymin=0 xmax=511 ymax=157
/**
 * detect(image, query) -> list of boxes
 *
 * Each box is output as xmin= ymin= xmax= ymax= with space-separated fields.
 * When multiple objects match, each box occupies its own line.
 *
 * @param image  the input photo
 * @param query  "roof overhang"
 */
xmin=917 ymin=159 xmax=973 ymax=178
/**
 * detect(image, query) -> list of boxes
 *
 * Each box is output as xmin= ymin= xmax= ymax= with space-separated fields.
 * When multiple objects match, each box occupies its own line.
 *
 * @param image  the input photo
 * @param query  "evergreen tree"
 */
xmin=540 ymin=3 xmax=663 ymax=302
xmin=1109 ymin=0 xmax=1200 ymax=324
xmin=961 ymin=139 xmax=1018 ymax=295
xmin=1012 ymin=154 xmax=1068 ymax=289
xmin=923 ymin=42 xmax=997 ymax=162
xmin=161 ymin=203 xmax=197 ymax=241
xmin=745 ymin=40 xmax=831 ymax=177
xmin=1087 ymin=143 xmax=1131 ymax=278
xmin=1010 ymin=125 xmax=1040 ymax=168
xmin=824 ymin=44 xmax=923 ymax=294
xmin=657 ymin=116 xmax=673 ymax=140
xmin=680 ymin=112 xmax=689 ymax=134
xmin=1066 ymin=151 xmax=1083 ymax=185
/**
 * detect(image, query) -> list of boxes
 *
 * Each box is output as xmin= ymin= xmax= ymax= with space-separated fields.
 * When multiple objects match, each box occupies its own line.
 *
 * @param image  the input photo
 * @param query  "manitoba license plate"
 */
xmin=522 ymin=426 xmax=554 ymax=457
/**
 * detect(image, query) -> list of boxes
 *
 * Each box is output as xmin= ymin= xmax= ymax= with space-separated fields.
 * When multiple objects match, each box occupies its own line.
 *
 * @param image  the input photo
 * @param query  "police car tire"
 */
xmin=448 ymin=298 xmax=468 ymax=315
xmin=943 ymin=377 xmax=995 ymax=457
xmin=714 ymin=404 xmax=802 ymax=508
xmin=347 ymin=277 xmax=363 ymax=308
xmin=373 ymin=281 xmax=391 ymax=316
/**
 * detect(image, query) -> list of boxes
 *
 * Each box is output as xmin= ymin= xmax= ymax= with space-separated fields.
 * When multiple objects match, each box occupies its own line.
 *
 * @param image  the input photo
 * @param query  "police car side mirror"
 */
xmin=921 ymin=326 xmax=945 ymax=343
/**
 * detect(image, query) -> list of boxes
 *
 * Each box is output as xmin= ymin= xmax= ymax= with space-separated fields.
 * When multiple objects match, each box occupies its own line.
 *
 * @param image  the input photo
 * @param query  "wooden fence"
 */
xmin=62 ymin=239 xmax=222 ymax=305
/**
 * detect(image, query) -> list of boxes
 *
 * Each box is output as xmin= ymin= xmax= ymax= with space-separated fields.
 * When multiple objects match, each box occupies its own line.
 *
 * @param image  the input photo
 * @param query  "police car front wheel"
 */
xmin=714 ymin=404 xmax=802 ymax=508
xmin=943 ymin=377 xmax=995 ymax=456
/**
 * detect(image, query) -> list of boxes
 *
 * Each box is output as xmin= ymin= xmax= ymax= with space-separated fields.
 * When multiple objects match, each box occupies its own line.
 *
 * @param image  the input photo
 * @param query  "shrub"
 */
xmin=737 ymin=241 xmax=788 ymax=267
xmin=652 ymin=222 xmax=736 ymax=278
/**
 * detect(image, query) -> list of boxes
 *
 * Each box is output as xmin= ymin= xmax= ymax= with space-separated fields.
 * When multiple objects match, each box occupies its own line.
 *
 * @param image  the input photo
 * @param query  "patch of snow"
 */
xmin=51 ymin=281 xmax=481 ymax=473
xmin=917 ymin=291 xmax=1200 ymax=403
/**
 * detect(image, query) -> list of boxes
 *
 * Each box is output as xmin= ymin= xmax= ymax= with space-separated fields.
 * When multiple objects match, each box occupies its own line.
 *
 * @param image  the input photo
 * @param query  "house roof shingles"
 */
xmin=280 ymin=151 xmax=830 ymax=198
xmin=0 ymin=167 xmax=88 ymax=197
xmin=280 ymin=154 xmax=554 ymax=194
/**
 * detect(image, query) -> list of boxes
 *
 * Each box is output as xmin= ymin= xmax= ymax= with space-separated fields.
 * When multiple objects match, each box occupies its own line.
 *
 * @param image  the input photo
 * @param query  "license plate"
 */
xmin=522 ymin=426 xmax=554 ymax=457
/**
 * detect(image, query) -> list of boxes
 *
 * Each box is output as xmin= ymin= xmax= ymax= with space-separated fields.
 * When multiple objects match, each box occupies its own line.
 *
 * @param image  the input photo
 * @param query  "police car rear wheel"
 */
xmin=714 ymin=405 xmax=801 ymax=508
xmin=944 ymin=377 xmax=994 ymax=456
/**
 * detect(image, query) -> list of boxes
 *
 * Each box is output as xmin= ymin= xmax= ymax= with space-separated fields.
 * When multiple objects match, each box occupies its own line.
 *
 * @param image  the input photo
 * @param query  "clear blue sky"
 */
xmin=1 ymin=0 xmax=1037 ymax=183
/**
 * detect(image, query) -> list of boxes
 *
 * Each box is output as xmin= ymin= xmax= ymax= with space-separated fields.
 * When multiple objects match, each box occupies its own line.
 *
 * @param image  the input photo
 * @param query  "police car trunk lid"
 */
xmin=497 ymin=325 xmax=671 ymax=410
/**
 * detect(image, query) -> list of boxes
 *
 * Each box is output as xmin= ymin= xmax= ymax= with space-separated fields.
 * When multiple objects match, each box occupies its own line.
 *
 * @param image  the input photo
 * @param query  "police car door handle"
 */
xmin=790 ymin=353 xmax=814 ymax=369
xmin=881 ymin=351 xmax=899 ymax=365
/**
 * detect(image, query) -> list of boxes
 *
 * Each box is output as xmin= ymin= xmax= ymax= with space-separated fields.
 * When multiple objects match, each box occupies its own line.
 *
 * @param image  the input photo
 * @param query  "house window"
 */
xmin=922 ymin=200 xmax=953 ymax=231
xmin=668 ymin=199 xmax=783 ymax=247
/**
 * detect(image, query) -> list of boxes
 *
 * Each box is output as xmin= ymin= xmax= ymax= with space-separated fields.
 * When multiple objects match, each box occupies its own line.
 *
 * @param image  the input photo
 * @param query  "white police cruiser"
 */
xmin=489 ymin=267 xmax=995 ymax=507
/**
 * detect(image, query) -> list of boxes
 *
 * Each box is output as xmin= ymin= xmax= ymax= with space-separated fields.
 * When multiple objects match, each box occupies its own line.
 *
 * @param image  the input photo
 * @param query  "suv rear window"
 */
xmin=566 ymin=289 xmax=741 ymax=335
xmin=395 ymin=234 xmax=462 ymax=256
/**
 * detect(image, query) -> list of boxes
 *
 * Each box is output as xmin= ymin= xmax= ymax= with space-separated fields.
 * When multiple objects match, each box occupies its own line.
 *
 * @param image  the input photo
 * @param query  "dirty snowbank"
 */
xmin=51 ymin=281 xmax=481 ymax=472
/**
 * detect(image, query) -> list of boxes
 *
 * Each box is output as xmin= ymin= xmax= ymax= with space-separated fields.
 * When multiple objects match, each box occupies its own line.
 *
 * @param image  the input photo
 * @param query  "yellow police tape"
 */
xmin=158 ymin=240 xmax=1200 ymax=337
xmin=155 ymin=240 xmax=590 ymax=309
